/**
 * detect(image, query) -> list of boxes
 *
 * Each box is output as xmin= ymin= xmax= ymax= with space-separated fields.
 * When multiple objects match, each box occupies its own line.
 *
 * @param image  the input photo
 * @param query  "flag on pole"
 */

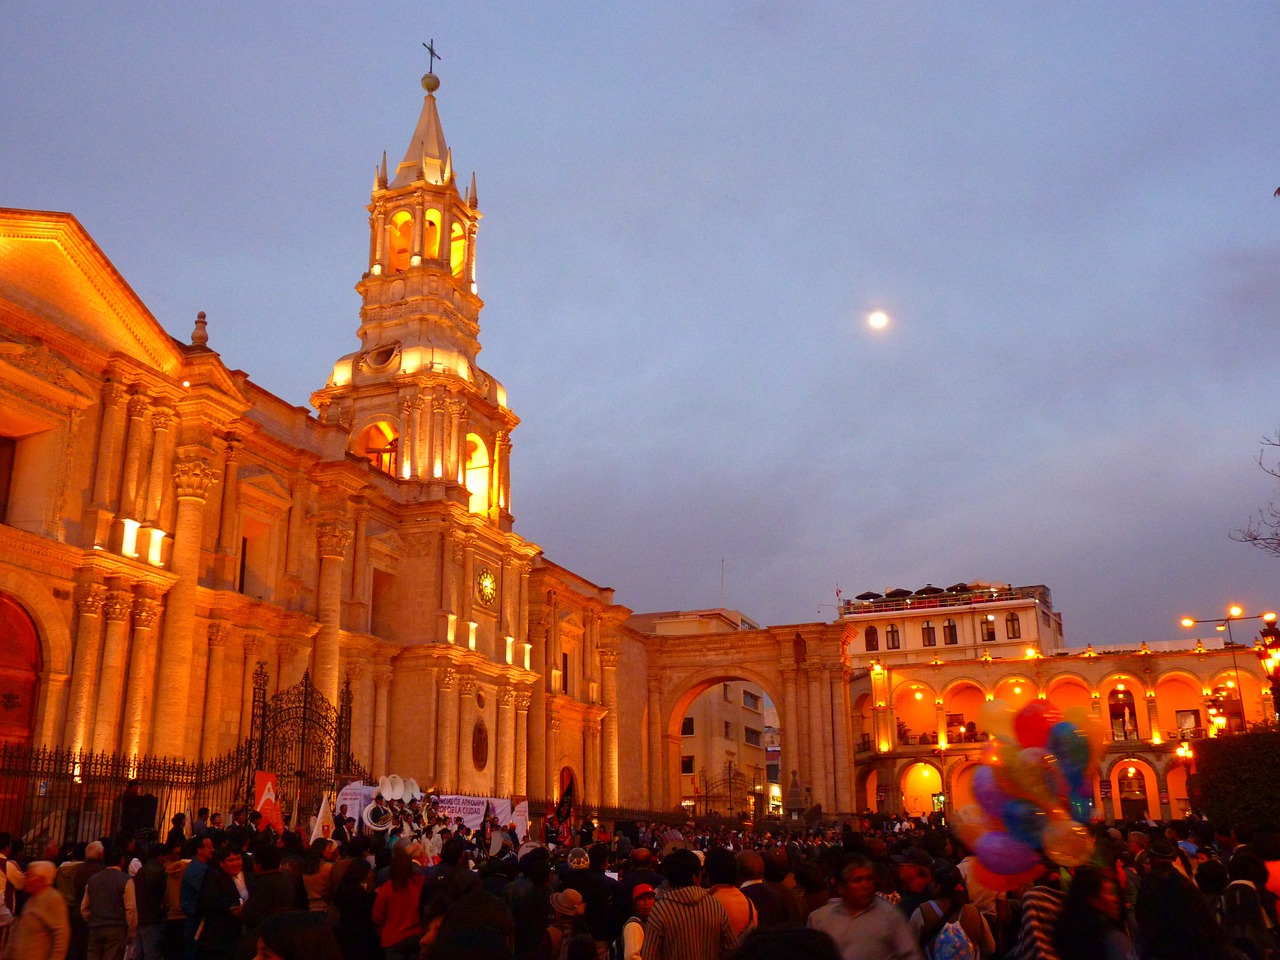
xmin=310 ymin=793 xmax=335 ymax=844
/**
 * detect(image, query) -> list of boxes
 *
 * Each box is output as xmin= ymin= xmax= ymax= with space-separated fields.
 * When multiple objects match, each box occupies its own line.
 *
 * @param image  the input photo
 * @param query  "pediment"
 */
xmin=0 ymin=336 xmax=97 ymax=409
xmin=239 ymin=469 xmax=293 ymax=506
xmin=0 ymin=209 xmax=184 ymax=375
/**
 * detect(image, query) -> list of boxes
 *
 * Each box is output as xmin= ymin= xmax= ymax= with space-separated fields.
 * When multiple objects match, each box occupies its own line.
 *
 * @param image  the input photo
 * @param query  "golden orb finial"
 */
xmin=422 ymin=72 xmax=440 ymax=94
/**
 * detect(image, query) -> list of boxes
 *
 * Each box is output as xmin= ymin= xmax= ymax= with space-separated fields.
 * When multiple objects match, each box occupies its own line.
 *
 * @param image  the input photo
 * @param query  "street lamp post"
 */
xmin=1180 ymin=605 xmax=1277 ymax=734
xmin=1254 ymin=623 xmax=1280 ymax=721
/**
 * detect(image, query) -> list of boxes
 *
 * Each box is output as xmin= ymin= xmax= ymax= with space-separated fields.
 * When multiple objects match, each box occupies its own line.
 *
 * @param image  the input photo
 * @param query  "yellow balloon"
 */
xmin=980 ymin=699 xmax=1017 ymax=744
xmin=1042 ymin=816 xmax=1094 ymax=867
xmin=952 ymin=804 xmax=997 ymax=848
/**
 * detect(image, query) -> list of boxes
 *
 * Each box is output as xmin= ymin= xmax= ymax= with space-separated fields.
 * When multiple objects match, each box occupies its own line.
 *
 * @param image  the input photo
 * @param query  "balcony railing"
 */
xmin=839 ymin=586 xmax=1045 ymax=618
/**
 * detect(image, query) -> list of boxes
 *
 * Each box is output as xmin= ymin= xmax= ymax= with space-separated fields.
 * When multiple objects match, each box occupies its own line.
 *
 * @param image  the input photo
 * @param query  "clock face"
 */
xmin=476 ymin=567 xmax=497 ymax=606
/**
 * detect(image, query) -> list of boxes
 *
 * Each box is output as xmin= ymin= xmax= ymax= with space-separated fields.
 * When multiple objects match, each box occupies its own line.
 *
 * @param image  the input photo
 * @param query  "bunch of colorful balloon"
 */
xmin=952 ymin=700 xmax=1105 ymax=889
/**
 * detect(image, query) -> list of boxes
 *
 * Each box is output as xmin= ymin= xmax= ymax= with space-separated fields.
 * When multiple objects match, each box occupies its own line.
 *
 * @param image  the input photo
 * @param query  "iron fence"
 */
xmin=0 ymin=740 xmax=251 ymax=848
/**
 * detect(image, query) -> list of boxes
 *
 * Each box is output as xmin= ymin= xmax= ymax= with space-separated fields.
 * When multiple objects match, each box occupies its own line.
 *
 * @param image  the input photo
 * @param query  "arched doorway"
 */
xmin=671 ymin=677 xmax=778 ymax=821
xmin=1109 ymin=758 xmax=1158 ymax=821
xmin=900 ymin=761 xmax=942 ymax=818
xmin=0 ymin=594 xmax=41 ymax=745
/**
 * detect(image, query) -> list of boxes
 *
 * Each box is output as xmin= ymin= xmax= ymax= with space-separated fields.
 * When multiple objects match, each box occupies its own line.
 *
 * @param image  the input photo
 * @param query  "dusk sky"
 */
xmin=5 ymin=3 xmax=1279 ymax=646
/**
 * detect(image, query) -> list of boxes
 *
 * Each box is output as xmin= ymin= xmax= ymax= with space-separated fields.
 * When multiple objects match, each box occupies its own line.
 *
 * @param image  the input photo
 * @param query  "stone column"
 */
xmin=420 ymin=663 xmax=439 ymax=783
xmin=140 ymin=407 xmax=174 ymax=524
xmin=647 ymin=676 xmax=664 ymax=809
xmin=600 ymin=646 xmax=620 ymax=807
xmin=91 ymin=579 xmax=133 ymax=752
xmin=201 ymin=622 xmax=230 ymax=758
xmin=457 ymin=675 xmax=477 ymax=788
xmin=585 ymin=710 xmax=602 ymax=807
xmin=400 ymin=399 xmax=415 ymax=479
xmin=496 ymin=684 xmax=516 ymax=797
xmin=437 ymin=668 xmax=460 ymax=790
xmin=90 ymin=382 xmax=127 ymax=509
xmin=122 ymin=587 xmax=161 ymax=757
xmin=283 ymin=481 xmax=306 ymax=580
xmin=151 ymin=455 xmax=218 ymax=757
xmin=430 ymin=397 xmax=447 ymax=480
xmin=806 ymin=665 xmax=829 ymax=807
xmin=819 ymin=665 xmax=837 ymax=805
xmin=829 ymin=666 xmax=852 ymax=813
xmin=215 ymin=437 xmax=241 ymax=585
xmin=548 ymin=716 xmax=562 ymax=800
xmin=412 ymin=400 xmax=426 ymax=480
xmin=239 ymin=635 xmax=264 ymax=740
xmin=118 ymin=394 xmax=150 ymax=519
xmin=781 ymin=668 xmax=803 ymax=801
xmin=350 ymin=499 xmax=368 ymax=601
xmin=315 ymin=520 xmax=352 ymax=706
xmin=514 ymin=690 xmax=531 ymax=796
xmin=64 ymin=580 xmax=106 ymax=752
xmin=527 ymin=611 xmax=547 ymax=800
xmin=490 ymin=430 xmax=508 ymax=518
xmin=372 ymin=666 xmax=392 ymax=776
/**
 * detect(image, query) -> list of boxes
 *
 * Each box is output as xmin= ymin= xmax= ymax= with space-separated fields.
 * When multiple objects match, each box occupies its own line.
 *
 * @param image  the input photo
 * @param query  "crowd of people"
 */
xmin=0 ymin=801 xmax=1277 ymax=960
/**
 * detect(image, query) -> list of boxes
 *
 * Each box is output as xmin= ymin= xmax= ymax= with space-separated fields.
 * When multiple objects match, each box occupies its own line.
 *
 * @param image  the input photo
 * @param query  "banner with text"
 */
xmin=435 ymin=795 xmax=529 ymax=841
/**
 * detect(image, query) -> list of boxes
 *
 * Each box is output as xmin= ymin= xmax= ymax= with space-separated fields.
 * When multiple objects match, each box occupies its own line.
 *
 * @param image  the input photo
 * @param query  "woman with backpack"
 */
xmin=908 ymin=865 xmax=995 ymax=959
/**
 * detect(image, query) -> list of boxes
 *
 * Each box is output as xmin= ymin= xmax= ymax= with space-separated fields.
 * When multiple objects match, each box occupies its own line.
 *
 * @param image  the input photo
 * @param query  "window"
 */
xmin=943 ymin=619 xmax=958 ymax=645
xmin=450 ymin=221 xmax=466 ymax=276
xmin=864 ymin=626 xmax=879 ymax=652
xmin=723 ymin=721 xmax=733 ymax=739
xmin=464 ymin=434 xmax=490 ymax=515
xmin=921 ymin=621 xmax=936 ymax=647
xmin=561 ymin=652 xmax=569 ymax=693
xmin=389 ymin=211 xmax=413 ymax=273
xmin=745 ymin=727 xmax=762 ymax=747
xmin=681 ymin=716 xmax=694 ymax=736
xmin=886 ymin=625 xmax=900 ymax=650
xmin=1005 ymin=612 xmax=1021 ymax=639
xmin=743 ymin=690 xmax=761 ymax=712
xmin=980 ymin=618 xmax=996 ymax=642
xmin=681 ymin=755 xmax=694 ymax=775
xmin=723 ymin=683 xmax=732 ymax=701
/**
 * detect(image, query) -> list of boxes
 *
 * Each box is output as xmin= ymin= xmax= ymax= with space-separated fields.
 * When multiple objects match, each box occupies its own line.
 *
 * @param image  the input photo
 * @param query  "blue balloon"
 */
xmin=1002 ymin=798 xmax=1048 ymax=849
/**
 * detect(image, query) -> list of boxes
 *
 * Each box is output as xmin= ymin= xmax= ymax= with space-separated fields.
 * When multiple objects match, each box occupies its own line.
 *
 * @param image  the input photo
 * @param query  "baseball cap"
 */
xmin=632 ymin=883 xmax=656 ymax=901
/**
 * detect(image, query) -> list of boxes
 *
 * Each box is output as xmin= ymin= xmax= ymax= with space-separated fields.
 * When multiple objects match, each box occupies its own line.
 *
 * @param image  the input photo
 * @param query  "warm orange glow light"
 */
xmin=1264 ymin=612 xmax=1278 ymax=623
xmin=867 ymin=310 xmax=890 ymax=330
xmin=1229 ymin=605 xmax=1244 ymax=618
xmin=1180 ymin=617 xmax=1195 ymax=628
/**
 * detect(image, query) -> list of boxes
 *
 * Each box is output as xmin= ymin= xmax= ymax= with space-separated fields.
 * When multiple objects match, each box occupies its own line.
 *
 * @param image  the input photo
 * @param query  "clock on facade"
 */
xmin=475 ymin=567 xmax=497 ymax=606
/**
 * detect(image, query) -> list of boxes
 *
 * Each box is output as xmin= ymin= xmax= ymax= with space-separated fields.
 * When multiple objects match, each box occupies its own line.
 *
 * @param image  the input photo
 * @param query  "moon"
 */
xmin=867 ymin=310 xmax=890 ymax=330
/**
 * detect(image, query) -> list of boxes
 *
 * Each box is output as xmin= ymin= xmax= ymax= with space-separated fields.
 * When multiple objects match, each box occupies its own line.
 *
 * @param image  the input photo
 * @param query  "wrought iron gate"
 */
xmin=243 ymin=664 xmax=367 ymax=826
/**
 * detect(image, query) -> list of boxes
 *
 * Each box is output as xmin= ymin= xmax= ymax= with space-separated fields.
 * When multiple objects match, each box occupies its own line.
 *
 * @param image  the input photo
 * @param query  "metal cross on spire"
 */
xmin=423 ymin=39 xmax=442 ymax=73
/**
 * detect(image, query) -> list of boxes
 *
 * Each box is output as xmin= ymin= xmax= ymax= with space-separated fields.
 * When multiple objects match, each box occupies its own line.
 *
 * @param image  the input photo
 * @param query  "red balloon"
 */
xmin=1014 ymin=701 xmax=1062 ymax=748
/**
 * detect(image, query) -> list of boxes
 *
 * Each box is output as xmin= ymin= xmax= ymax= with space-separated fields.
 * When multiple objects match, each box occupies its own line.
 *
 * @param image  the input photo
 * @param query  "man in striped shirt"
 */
xmin=641 ymin=850 xmax=736 ymax=960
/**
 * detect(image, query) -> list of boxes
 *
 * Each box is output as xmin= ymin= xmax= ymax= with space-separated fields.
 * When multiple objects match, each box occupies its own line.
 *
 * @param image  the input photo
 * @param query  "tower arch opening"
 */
xmin=353 ymin=421 xmax=399 ymax=477
xmin=449 ymin=221 xmax=466 ymax=277
xmin=390 ymin=211 xmax=414 ymax=273
xmin=464 ymin=433 xmax=490 ymax=515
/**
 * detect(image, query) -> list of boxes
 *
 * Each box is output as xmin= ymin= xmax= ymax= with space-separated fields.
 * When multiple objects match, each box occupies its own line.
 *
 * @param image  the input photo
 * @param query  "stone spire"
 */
xmin=391 ymin=73 xmax=449 ymax=187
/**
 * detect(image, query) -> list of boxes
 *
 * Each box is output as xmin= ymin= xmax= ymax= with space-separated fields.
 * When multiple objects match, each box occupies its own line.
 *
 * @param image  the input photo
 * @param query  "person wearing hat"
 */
xmin=617 ymin=884 xmax=656 ymax=960
xmin=563 ymin=844 xmax=619 ymax=956
xmin=543 ymin=888 xmax=587 ymax=959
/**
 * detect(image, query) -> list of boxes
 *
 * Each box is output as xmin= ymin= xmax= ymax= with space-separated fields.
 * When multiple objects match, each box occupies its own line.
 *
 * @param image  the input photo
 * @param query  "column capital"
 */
xmin=127 ymin=393 xmax=150 ymax=418
xmin=374 ymin=665 xmax=394 ymax=690
xmin=103 ymin=588 xmax=133 ymax=623
xmin=316 ymin=521 xmax=353 ymax=558
xmin=599 ymin=645 xmax=621 ymax=669
xmin=102 ymin=381 xmax=128 ymax=407
xmin=207 ymin=620 xmax=231 ymax=647
xmin=149 ymin=407 xmax=176 ymax=432
xmin=132 ymin=593 xmax=161 ymax=628
xmin=242 ymin=632 xmax=266 ymax=657
xmin=173 ymin=456 xmax=220 ymax=500
xmin=514 ymin=689 xmax=532 ymax=712
xmin=346 ymin=660 xmax=369 ymax=684
xmin=458 ymin=675 xmax=478 ymax=697
xmin=223 ymin=436 xmax=242 ymax=462
xmin=76 ymin=583 xmax=108 ymax=616
xmin=439 ymin=667 xmax=458 ymax=690
xmin=498 ymin=684 xmax=516 ymax=707
xmin=550 ymin=717 xmax=562 ymax=734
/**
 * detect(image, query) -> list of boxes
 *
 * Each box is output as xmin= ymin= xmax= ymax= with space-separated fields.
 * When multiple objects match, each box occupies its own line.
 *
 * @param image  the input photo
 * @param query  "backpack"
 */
xmin=609 ymin=916 xmax=642 ymax=960
xmin=921 ymin=901 xmax=978 ymax=960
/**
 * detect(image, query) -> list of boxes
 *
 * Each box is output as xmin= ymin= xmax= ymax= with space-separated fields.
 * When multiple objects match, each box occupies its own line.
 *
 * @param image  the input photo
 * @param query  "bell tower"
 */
xmin=314 ymin=70 xmax=516 ymax=530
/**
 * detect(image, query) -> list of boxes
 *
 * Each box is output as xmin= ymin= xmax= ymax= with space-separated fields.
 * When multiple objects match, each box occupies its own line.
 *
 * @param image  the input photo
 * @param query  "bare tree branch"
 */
xmin=1232 ymin=431 xmax=1280 ymax=557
